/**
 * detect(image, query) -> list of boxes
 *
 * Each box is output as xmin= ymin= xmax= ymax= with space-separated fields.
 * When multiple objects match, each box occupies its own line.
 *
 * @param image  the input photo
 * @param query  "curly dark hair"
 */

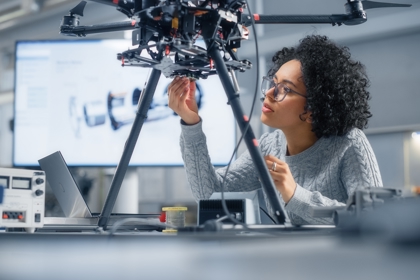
xmin=268 ymin=35 xmax=372 ymax=138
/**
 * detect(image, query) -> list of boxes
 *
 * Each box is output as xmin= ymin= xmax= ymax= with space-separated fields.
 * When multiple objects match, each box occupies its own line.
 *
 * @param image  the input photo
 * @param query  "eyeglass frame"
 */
xmin=261 ymin=76 xmax=307 ymax=102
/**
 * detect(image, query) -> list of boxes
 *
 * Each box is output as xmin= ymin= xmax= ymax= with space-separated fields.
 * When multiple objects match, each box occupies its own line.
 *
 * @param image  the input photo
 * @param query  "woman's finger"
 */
xmin=169 ymin=78 xmax=187 ymax=97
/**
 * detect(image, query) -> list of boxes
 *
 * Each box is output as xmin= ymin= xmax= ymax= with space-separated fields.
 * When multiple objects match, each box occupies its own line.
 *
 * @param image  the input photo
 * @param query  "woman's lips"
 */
xmin=262 ymin=103 xmax=274 ymax=113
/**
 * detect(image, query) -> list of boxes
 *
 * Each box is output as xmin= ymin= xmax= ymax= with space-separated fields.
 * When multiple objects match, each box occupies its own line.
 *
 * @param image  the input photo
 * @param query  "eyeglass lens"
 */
xmin=261 ymin=78 xmax=285 ymax=101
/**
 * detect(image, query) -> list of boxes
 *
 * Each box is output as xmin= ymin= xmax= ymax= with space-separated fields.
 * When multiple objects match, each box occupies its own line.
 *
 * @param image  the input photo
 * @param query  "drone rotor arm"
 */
xmin=60 ymin=21 xmax=137 ymax=36
xmin=243 ymin=14 xmax=353 ymax=26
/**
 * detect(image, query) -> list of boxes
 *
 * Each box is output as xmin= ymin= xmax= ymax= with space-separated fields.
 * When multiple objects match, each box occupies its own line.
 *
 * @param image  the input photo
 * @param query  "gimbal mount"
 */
xmin=59 ymin=0 xmax=411 ymax=229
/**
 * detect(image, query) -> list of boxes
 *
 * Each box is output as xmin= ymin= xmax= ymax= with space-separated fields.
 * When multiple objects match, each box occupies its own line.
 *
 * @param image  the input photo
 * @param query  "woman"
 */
xmin=167 ymin=35 xmax=383 ymax=225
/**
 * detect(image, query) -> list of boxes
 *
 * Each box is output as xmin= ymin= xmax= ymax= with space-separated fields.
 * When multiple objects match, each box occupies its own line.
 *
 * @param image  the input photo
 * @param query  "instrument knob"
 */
xmin=35 ymin=189 xmax=44 ymax=196
xmin=35 ymin=178 xmax=44 ymax=185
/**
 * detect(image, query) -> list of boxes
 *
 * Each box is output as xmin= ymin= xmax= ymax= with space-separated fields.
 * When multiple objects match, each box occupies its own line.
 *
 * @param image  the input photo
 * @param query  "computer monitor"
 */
xmin=13 ymin=39 xmax=236 ymax=167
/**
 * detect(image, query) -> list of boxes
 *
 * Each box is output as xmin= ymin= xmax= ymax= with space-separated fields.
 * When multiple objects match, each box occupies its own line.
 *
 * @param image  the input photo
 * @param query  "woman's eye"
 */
xmin=283 ymin=86 xmax=291 ymax=93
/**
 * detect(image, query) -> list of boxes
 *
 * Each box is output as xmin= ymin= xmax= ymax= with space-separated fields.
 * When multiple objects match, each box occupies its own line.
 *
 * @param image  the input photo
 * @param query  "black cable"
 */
xmin=218 ymin=0 xmax=262 ymax=228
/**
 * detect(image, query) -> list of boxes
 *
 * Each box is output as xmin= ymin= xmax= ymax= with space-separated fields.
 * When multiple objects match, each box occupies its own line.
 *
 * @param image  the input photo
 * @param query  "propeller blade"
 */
xmin=70 ymin=1 xmax=87 ymax=16
xmin=361 ymin=0 xmax=412 ymax=10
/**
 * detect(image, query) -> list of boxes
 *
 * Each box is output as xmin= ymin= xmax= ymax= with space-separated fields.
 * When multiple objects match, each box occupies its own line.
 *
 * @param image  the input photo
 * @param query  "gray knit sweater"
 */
xmin=180 ymin=120 xmax=383 ymax=225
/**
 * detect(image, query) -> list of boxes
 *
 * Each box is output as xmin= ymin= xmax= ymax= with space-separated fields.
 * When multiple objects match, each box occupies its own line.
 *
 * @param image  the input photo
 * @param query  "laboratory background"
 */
xmin=0 ymin=1 xmax=420 ymax=279
xmin=1 ymin=0 xmax=419 ymax=220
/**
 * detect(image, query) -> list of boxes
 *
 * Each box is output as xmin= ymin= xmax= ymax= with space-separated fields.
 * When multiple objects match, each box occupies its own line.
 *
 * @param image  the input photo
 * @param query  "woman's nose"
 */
xmin=264 ymin=88 xmax=276 ymax=101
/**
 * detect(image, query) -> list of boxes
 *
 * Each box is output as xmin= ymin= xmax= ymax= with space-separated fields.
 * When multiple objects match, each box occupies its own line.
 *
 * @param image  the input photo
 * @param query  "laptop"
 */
xmin=38 ymin=151 xmax=160 ymax=230
xmin=39 ymin=151 xmax=92 ymax=218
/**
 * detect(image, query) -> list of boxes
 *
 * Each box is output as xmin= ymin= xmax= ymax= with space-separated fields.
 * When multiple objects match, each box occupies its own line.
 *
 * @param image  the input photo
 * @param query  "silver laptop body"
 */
xmin=38 ymin=151 xmax=92 ymax=218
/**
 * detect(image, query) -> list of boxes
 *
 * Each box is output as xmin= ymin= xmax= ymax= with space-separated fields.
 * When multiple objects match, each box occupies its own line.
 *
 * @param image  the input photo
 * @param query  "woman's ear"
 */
xmin=306 ymin=113 xmax=313 ymax=124
xmin=299 ymin=111 xmax=313 ymax=123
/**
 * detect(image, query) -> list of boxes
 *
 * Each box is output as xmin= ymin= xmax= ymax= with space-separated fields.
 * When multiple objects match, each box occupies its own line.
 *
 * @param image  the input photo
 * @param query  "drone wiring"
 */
xmin=218 ymin=0 xmax=269 ymax=228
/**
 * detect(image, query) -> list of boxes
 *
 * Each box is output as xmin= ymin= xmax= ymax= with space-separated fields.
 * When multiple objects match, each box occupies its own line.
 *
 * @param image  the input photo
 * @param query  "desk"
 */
xmin=1 ymin=229 xmax=419 ymax=280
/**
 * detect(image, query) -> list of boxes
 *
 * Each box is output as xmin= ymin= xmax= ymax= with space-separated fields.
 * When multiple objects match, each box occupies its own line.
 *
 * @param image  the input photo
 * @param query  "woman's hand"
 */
xmin=168 ymin=76 xmax=200 ymax=125
xmin=264 ymin=155 xmax=297 ymax=204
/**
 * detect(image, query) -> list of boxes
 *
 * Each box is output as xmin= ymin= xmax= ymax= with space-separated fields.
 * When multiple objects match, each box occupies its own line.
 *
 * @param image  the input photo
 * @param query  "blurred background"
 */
xmin=0 ymin=0 xmax=419 ymax=224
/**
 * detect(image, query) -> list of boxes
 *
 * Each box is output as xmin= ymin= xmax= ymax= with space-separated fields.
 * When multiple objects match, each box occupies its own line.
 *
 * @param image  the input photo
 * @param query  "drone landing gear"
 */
xmin=97 ymin=48 xmax=287 ymax=229
xmin=97 ymin=68 xmax=161 ymax=228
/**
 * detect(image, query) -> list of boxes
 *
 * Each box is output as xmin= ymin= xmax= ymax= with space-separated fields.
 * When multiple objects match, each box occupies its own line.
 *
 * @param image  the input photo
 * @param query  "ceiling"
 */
xmin=0 ymin=0 xmax=73 ymax=27
xmin=0 ymin=0 xmax=127 ymax=50
xmin=0 ymin=0 xmax=126 ymax=31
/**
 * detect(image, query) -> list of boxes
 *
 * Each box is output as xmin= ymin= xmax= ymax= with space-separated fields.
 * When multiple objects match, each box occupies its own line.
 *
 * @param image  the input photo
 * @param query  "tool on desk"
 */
xmin=161 ymin=206 xmax=188 ymax=233
xmin=0 ymin=167 xmax=46 ymax=233
xmin=311 ymin=186 xmax=420 ymax=243
xmin=311 ymin=187 xmax=403 ymax=227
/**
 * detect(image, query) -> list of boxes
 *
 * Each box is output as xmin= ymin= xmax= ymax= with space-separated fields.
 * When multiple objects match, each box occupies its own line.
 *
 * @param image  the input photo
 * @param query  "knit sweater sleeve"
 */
xmin=180 ymin=120 xmax=261 ymax=201
xmin=285 ymin=129 xmax=383 ymax=225
xmin=284 ymin=184 xmax=345 ymax=225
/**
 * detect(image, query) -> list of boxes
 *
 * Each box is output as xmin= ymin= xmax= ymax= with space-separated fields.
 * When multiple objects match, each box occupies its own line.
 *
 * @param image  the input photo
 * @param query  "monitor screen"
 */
xmin=13 ymin=40 xmax=236 ymax=167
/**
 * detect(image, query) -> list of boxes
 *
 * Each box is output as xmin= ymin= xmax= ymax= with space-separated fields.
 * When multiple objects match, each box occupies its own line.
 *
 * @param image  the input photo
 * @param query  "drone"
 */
xmin=60 ymin=0 xmax=411 ymax=80
xmin=58 ymin=0 xmax=411 ymax=228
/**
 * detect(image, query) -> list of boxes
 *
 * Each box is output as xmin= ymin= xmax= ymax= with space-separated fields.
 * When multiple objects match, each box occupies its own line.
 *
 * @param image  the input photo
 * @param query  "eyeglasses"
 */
xmin=260 ymin=76 xmax=306 ymax=102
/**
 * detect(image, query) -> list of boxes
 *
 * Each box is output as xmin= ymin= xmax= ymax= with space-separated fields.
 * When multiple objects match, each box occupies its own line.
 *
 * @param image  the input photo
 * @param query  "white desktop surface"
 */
xmin=0 ymin=229 xmax=419 ymax=280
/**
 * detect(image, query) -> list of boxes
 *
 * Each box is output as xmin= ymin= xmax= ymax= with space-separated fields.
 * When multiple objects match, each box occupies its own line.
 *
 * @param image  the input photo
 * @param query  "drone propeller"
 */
xmin=69 ymin=1 xmax=87 ymax=17
xmin=360 ymin=0 xmax=412 ymax=10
